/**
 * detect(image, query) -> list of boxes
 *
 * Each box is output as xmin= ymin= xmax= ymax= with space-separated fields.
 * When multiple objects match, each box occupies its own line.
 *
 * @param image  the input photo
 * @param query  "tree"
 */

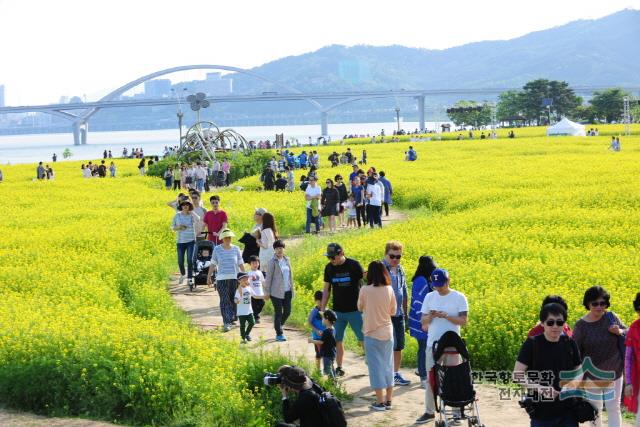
xmin=519 ymin=79 xmax=580 ymax=125
xmin=496 ymin=90 xmax=523 ymax=125
xmin=62 ymin=148 xmax=73 ymax=159
xmin=590 ymin=88 xmax=630 ymax=123
xmin=632 ymin=102 xmax=640 ymax=124
xmin=571 ymin=105 xmax=597 ymax=123
xmin=446 ymin=100 xmax=491 ymax=128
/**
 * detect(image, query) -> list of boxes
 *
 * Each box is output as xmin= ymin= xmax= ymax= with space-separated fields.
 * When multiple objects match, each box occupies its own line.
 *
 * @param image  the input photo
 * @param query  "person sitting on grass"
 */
xmin=308 ymin=290 xmax=326 ymax=371
xmin=308 ymin=309 xmax=338 ymax=380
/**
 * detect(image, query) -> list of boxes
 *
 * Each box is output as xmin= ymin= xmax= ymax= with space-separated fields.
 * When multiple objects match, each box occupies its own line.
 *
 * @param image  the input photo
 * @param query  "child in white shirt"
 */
xmin=345 ymin=195 xmax=357 ymax=228
xmin=247 ymin=255 xmax=266 ymax=323
xmin=234 ymin=272 xmax=259 ymax=342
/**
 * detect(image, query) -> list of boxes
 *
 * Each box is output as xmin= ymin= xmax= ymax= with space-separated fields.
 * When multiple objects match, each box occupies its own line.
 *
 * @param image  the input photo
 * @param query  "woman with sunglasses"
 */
xmin=321 ymin=178 xmax=339 ymax=233
xmin=573 ymin=286 xmax=627 ymax=427
xmin=623 ymin=293 xmax=640 ymax=424
xmin=513 ymin=303 xmax=582 ymax=427
xmin=527 ymin=295 xmax=573 ymax=338
xmin=171 ymin=200 xmax=200 ymax=286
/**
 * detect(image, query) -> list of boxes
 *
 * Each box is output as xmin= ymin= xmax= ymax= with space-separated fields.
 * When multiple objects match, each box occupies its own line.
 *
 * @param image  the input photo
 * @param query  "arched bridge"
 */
xmin=1 ymin=65 xmax=634 ymax=145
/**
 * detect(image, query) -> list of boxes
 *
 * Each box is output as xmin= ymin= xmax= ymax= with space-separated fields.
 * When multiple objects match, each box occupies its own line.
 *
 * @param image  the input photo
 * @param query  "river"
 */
xmin=0 ymin=121 xmax=449 ymax=164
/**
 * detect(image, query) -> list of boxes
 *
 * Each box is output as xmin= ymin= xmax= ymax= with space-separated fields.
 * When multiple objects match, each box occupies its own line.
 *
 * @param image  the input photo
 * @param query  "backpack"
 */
xmin=311 ymin=382 xmax=347 ymax=427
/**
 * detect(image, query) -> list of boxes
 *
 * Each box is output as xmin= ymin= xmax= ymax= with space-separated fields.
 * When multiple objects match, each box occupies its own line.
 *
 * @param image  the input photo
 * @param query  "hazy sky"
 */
xmin=1 ymin=0 xmax=638 ymax=105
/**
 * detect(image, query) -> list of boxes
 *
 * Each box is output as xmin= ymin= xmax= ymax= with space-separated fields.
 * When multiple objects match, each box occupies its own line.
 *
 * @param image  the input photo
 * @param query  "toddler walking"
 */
xmin=247 ymin=256 xmax=266 ymax=323
xmin=308 ymin=291 xmax=326 ymax=370
xmin=308 ymin=309 xmax=338 ymax=380
xmin=234 ymin=272 xmax=265 ymax=343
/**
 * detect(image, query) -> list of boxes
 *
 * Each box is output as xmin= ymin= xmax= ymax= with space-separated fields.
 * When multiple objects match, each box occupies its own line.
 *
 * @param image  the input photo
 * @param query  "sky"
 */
xmin=0 ymin=0 xmax=638 ymax=105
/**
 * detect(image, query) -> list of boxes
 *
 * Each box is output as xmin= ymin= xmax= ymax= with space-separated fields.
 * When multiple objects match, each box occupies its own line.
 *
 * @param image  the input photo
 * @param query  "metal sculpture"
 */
xmin=178 ymin=121 xmax=252 ymax=162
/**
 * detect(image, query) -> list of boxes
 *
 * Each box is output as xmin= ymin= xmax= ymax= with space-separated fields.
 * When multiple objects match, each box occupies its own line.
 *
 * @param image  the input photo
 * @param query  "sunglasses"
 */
xmin=388 ymin=254 xmax=402 ymax=260
xmin=545 ymin=319 xmax=566 ymax=327
xmin=327 ymin=255 xmax=336 ymax=260
xmin=590 ymin=301 xmax=607 ymax=307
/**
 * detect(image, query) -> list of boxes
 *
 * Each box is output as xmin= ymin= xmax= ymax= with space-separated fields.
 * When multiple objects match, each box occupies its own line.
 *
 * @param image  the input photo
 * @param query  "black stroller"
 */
xmin=432 ymin=331 xmax=484 ymax=427
xmin=191 ymin=239 xmax=215 ymax=292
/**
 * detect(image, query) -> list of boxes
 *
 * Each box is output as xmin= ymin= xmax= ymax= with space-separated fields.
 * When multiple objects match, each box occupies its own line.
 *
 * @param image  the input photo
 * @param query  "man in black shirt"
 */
xmin=320 ymin=243 xmax=364 ymax=377
xmin=277 ymin=365 xmax=325 ymax=427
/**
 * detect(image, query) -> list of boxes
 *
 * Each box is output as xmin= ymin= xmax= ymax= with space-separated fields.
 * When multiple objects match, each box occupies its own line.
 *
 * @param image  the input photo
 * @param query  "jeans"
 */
xmin=322 ymin=356 xmax=336 ymax=379
xmin=416 ymin=338 xmax=428 ymax=378
xmin=367 ymin=204 xmax=382 ymax=228
xmin=239 ymin=314 xmax=255 ymax=339
xmin=176 ymin=241 xmax=195 ymax=278
xmin=355 ymin=204 xmax=366 ymax=227
xmin=271 ymin=291 xmax=292 ymax=336
xmin=530 ymin=414 xmax=578 ymax=427
xmin=383 ymin=202 xmax=390 ymax=216
xmin=196 ymin=178 xmax=204 ymax=192
xmin=173 ymin=179 xmax=181 ymax=190
xmin=305 ymin=208 xmax=320 ymax=233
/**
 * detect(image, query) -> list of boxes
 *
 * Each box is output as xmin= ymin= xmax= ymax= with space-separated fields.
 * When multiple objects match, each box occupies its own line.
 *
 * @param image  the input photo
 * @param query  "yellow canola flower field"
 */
xmin=0 ymin=132 xmax=638 ymax=423
xmin=237 ymin=135 xmax=640 ymax=370
xmin=0 ymin=160 xmax=305 ymax=426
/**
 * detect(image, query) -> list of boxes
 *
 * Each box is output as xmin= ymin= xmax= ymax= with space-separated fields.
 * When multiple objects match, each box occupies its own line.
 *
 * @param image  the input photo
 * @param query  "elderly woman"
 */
xmin=207 ymin=229 xmax=245 ymax=332
xmin=264 ymin=240 xmax=294 ymax=342
xmin=357 ymin=261 xmax=397 ymax=411
xmin=171 ymin=200 xmax=200 ymax=286
xmin=573 ymin=286 xmax=627 ymax=427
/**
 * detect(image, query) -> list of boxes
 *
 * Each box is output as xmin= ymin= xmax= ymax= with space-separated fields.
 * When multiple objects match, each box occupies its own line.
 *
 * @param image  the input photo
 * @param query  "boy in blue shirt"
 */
xmin=307 ymin=291 xmax=325 ymax=370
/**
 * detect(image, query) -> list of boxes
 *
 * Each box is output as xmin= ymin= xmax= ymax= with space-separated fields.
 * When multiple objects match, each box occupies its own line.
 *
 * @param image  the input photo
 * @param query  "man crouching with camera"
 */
xmin=268 ymin=365 xmax=325 ymax=427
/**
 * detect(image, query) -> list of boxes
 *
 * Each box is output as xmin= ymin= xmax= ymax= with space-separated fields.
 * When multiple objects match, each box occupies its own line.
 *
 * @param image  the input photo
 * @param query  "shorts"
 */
xmin=339 ymin=205 xmax=345 ymax=213
xmin=334 ymin=310 xmax=364 ymax=342
xmin=391 ymin=316 xmax=405 ymax=351
xmin=314 ymin=343 xmax=322 ymax=359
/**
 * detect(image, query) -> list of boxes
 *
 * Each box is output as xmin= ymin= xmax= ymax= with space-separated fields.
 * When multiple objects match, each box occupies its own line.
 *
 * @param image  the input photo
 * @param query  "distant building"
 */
xmin=176 ymin=73 xmax=233 ymax=97
xmin=203 ymin=73 xmax=233 ymax=95
xmin=69 ymin=96 xmax=83 ymax=104
xmin=59 ymin=96 xmax=70 ymax=104
xmin=0 ymin=85 xmax=4 ymax=107
xmin=144 ymin=79 xmax=172 ymax=98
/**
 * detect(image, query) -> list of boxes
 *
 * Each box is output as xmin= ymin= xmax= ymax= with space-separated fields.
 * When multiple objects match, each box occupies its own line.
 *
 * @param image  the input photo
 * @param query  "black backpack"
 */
xmin=311 ymin=382 xmax=347 ymax=427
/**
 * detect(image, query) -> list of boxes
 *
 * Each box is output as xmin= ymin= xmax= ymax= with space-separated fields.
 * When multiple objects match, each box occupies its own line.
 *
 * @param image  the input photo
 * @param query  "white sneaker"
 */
xmin=420 ymin=378 xmax=427 ymax=389
xmin=178 ymin=275 xmax=185 ymax=284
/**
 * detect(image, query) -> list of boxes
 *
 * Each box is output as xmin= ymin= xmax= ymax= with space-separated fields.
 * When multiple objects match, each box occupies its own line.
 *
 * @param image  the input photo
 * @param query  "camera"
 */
xmin=263 ymin=372 xmax=282 ymax=386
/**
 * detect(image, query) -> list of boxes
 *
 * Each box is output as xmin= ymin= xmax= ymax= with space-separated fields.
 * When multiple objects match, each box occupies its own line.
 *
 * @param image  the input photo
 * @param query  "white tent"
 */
xmin=546 ymin=117 xmax=586 ymax=136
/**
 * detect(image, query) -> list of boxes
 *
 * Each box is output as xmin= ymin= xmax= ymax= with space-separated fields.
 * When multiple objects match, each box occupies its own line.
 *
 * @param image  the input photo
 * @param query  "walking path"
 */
xmin=170 ymin=277 xmax=526 ymax=426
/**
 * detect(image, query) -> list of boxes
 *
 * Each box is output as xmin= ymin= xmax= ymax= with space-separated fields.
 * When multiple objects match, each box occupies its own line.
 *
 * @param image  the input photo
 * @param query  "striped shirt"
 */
xmin=212 ymin=245 xmax=244 ymax=280
xmin=172 ymin=212 xmax=198 ymax=243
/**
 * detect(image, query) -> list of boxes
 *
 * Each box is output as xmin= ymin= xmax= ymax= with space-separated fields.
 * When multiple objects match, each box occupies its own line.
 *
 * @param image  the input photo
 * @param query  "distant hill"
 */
xmin=229 ymin=9 xmax=640 ymax=95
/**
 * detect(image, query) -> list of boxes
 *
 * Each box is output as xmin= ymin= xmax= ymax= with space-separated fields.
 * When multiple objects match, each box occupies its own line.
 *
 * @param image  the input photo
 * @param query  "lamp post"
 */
xmin=172 ymin=88 xmax=187 ymax=148
xmin=395 ymin=107 xmax=400 ymax=133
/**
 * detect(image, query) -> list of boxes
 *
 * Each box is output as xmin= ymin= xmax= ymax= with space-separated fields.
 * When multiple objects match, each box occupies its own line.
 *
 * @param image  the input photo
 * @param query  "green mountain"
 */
xmin=230 ymin=9 xmax=640 ymax=94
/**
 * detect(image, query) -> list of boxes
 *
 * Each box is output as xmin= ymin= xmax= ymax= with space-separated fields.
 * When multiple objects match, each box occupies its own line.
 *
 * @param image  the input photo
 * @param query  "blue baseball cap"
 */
xmin=430 ymin=268 xmax=450 ymax=287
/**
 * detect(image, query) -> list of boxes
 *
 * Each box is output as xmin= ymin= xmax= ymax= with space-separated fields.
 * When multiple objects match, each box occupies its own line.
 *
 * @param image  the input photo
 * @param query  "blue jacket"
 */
xmin=408 ymin=275 xmax=431 ymax=340
xmin=379 ymin=176 xmax=393 ymax=204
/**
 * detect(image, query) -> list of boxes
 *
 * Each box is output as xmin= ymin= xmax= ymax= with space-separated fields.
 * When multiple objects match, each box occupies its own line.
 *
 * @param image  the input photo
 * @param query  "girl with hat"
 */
xmin=172 ymin=200 xmax=200 ymax=285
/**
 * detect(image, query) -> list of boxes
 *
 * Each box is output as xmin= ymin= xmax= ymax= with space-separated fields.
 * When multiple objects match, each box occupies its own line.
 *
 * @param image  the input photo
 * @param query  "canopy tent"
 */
xmin=546 ymin=117 xmax=586 ymax=136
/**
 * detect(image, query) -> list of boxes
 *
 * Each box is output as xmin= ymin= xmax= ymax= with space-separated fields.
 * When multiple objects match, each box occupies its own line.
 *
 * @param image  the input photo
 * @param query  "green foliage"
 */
xmin=62 ymin=148 xmax=73 ymax=159
xmin=590 ymin=88 xmax=630 ymax=123
xmin=446 ymin=101 xmax=491 ymax=128
xmin=147 ymin=151 xmax=274 ymax=184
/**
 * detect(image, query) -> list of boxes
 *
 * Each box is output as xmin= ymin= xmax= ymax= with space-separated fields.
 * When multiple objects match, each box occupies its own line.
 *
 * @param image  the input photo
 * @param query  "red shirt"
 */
xmin=527 ymin=322 xmax=573 ymax=338
xmin=203 ymin=210 xmax=228 ymax=244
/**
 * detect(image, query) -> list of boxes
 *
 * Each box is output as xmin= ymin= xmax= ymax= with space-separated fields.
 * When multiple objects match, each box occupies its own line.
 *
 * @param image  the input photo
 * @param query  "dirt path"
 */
xmin=170 ymin=277 xmax=531 ymax=427
xmin=0 ymin=409 xmax=116 ymax=427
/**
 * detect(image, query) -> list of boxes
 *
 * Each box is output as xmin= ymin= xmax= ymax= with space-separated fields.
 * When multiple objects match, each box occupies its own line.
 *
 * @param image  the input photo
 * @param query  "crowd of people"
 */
xmin=80 ymin=160 xmax=117 ymax=178
xmin=162 ymin=160 xmax=232 ymax=191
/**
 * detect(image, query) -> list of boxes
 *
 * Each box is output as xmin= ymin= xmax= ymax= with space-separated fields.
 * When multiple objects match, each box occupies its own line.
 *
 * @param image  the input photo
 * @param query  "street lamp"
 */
xmin=172 ymin=88 xmax=187 ymax=148
xmin=395 ymin=107 xmax=401 ymax=133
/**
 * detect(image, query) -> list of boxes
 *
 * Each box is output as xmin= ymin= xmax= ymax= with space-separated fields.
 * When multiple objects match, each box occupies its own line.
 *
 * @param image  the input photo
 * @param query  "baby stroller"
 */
xmin=214 ymin=171 xmax=226 ymax=187
xmin=432 ymin=331 xmax=484 ymax=427
xmin=191 ymin=239 xmax=215 ymax=292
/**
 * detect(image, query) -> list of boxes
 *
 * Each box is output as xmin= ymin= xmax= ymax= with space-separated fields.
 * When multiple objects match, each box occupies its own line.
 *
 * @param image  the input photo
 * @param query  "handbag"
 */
xmin=606 ymin=311 xmax=626 ymax=361
xmin=566 ymin=397 xmax=597 ymax=422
